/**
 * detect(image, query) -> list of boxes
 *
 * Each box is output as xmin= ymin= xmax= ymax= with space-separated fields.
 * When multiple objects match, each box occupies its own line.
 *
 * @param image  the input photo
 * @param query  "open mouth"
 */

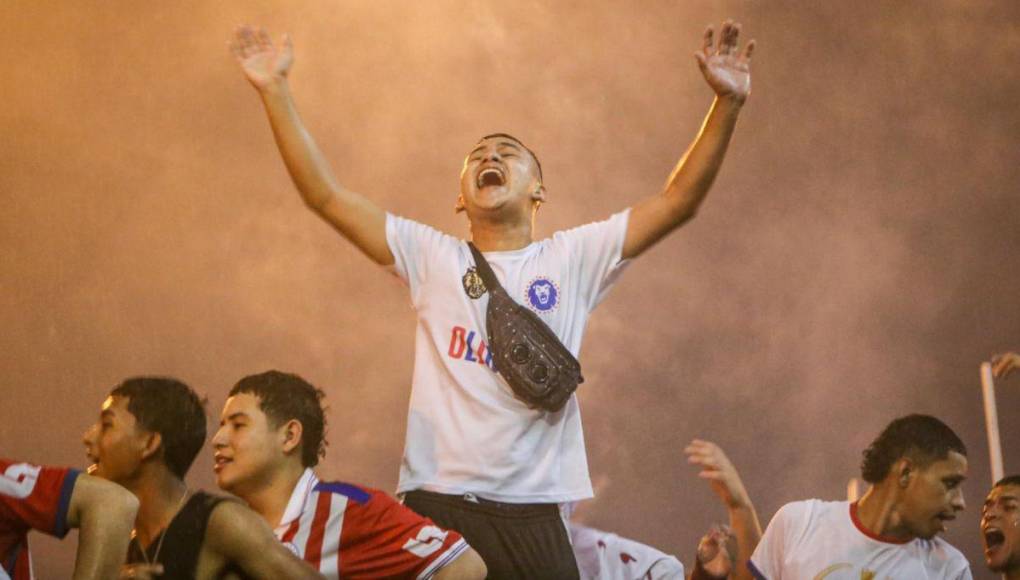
xmin=477 ymin=167 xmax=505 ymax=188
xmin=985 ymin=528 xmax=1006 ymax=550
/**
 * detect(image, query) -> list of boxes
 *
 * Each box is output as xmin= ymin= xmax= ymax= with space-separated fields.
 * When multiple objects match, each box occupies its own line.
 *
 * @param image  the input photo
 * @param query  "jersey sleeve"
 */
xmin=339 ymin=488 xmax=468 ymax=579
xmin=550 ymin=209 xmax=631 ymax=310
xmin=0 ymin=459 xmax=80 ymax=539
xmin=748 ymin=501 xmax=810 ymax=580
xmin=385 ymin=213 xmax=460 ymax=304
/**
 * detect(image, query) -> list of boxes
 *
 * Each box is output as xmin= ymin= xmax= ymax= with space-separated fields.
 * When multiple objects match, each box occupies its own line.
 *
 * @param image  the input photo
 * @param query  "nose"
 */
xmin=82 ymin=424 xmax=97 ymax=447
xmin=982 ymin=509 xmax=996 ymax=525
xmin=483 ymin=150 xmax=501 ymax=162
xmin=951 ymin=489 xmax=966 ymax=512
xmin=211 ymin=425 xmax=227 ymax=448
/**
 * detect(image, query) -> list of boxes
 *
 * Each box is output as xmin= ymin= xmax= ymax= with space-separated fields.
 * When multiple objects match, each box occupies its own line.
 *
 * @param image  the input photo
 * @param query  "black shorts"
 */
xmin=403 ymin=490 xmax=579 ymax=580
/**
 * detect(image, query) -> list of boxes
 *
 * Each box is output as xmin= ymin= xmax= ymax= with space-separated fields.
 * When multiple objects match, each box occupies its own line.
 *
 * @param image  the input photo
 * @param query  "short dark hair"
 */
xmin=111 ymin=377 xmax=207 ymax=479
xmin=479 ymin=133 xmax=543 ymax=181
xmin=229 ymin=370 xmax=327 ymax=467
xmin=860 ymin=414 xmax=967 ymax=483
xmin=993 ymin=475 xmax=1020 ymax=489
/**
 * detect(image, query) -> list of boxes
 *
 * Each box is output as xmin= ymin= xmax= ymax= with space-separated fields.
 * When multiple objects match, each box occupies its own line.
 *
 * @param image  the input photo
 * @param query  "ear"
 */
xmin=894 ymin=458 xmax=913 ymax=488
xmin=140 ymin=432 xmax=163 ymax=462
xmin=455 ymin=194 xmax=466 ymax=214
xmin=531 ymin=184 xmax=547 ymax=205
xmin=279 ymin=419 xmax=304 ymax=456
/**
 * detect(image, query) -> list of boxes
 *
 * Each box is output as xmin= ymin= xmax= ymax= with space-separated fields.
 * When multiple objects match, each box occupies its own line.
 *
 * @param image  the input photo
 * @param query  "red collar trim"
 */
xmin=849 ymin=502 xmax=912 ymax=545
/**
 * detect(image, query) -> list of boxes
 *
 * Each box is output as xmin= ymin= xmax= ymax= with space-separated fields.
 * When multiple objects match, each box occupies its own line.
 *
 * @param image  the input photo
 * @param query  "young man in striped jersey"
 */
xmin=212 ymin=370 xmax=487 ymax=579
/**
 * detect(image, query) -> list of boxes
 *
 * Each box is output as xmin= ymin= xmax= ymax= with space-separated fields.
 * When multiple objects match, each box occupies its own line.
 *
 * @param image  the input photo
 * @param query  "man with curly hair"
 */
xmin=748 ymin=414 xmax=972 ymax=579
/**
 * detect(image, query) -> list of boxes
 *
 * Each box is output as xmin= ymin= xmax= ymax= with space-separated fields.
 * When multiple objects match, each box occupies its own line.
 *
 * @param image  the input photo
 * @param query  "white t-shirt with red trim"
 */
xmin=385 ymin=211 xmax=631 ymax=504
xmin=748 ymin=500 xmax=971 ymax=580
xmin=274 ymin=469 xmax=469 ymax=579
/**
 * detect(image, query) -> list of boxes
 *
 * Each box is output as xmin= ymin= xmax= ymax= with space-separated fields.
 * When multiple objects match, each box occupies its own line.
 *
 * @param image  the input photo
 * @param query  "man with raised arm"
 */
xmin=82 ymin=377 xmax=322 ymax=580
xmin=982 ymin=475 xmax=1020 ymax=579
xmin=230 ymin=19 xmax=754 ymax=577
xmin=685 ymin=439 xmax=762 ymax=580
xmin=1 ymin=458 xmax=138 ymax=580
xmin=748 ymin=414 xmax=972 ymax=580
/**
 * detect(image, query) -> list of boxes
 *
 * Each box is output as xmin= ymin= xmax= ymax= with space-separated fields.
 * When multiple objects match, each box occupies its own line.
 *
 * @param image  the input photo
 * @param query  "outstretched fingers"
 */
xmin=240 ymin=25 xmax=259 ymax=57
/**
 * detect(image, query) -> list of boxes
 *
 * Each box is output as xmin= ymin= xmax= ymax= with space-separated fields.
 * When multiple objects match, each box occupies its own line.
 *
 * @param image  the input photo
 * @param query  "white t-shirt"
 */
xmin=749 ymin=500 xmax=972 ymax=580
xmin=569 ymin=522 xmax=684 ymax=580
xmin=385 ymin=210 xmax=630 ymax=503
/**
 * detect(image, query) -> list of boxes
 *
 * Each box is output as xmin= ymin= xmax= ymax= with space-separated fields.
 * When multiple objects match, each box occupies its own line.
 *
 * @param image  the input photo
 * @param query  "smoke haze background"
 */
xmin=2 ymin=1 xmax=1018 ymax=576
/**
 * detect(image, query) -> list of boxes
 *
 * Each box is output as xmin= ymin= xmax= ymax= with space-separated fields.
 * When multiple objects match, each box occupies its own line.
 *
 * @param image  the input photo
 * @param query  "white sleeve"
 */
xmin=551 ymin=209 xmax=631 ymax=310
xmin=748 ymin=501 xmax=810 ymax=580
xmin=385 ymin=213 xmax=457 ymax=303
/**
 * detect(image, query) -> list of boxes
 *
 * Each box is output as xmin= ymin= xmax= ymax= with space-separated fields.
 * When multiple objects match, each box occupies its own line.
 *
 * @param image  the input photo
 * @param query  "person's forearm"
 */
xmin=727 ymin=503 xmax=762 ymax=580
xmin=72 ymin=483 xmax=137 ymax=580
xmin=257 ymin=80 xmax=347 ymax=212
xmin=661 ymin=95 xmax=743 ymax=223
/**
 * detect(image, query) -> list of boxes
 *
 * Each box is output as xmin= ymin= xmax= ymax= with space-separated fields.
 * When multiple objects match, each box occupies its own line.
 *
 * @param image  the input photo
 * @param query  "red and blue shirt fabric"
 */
xmin=274 ymin=469 xmax=469 ymax=579
xmin=0 ymin=459 xmax=79 ymax=580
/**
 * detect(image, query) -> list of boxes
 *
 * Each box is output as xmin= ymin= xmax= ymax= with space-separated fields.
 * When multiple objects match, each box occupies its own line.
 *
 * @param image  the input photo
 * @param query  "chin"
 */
xmin=214 ymin=472 xmax=235 ymax=492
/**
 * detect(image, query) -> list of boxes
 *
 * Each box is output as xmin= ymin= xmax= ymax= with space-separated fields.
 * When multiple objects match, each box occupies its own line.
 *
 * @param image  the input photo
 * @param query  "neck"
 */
xmin=238 ymin=460 xmax=306 ymax=529
xmin=128 ymin=468 xmax=188 ymax=548
xmin=468 ymin=212 xmax=534 ymax=252
xmin=856 ymin=485 xmax=914 ymax=542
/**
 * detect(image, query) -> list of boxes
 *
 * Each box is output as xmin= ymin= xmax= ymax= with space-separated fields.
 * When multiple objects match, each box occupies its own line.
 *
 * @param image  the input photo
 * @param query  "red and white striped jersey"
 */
xmin=274 ymin=470 xmax=469 ymax=579
xmin=0 ymin=459 xmax=79 ymax=580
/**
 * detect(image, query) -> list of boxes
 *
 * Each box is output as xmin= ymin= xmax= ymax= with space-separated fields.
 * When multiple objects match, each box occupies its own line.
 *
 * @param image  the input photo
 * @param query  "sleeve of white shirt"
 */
xmin=748 ymin=501 xmax=811 ymax=580
xmin=551 ymin=209 xmax=631 ymax=310
xmin=385 ymin=213 xmax=458 ymax=303
xmin=954 ymin=563 xmax=974 ymax=580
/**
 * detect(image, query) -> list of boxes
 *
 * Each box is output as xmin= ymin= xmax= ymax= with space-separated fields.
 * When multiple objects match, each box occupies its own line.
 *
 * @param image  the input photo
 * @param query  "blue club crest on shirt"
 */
xmin=525 ymin=278 xmax=559 ymax=312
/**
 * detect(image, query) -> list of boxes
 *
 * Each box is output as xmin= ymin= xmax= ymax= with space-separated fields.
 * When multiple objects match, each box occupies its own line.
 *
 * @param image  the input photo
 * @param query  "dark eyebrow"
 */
xmin=468 ymin=141 xmax=523 ymax=158
xmin=495 ymin=141 xmax=522 ymax=151
xmin=985 ymin=494 xmax=1019 ymax=508
xmin=221 ymin=412 xmax=249 ymax=425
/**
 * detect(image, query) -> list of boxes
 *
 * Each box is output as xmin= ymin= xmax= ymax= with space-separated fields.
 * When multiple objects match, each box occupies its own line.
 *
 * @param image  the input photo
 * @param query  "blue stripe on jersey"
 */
xmin=313 ymin=481 xmax=371 ymax=504
xmin=747 ymin=560 xmax=768 ymax=580
xmin=54 ymin=469 xmax=81 ymax=538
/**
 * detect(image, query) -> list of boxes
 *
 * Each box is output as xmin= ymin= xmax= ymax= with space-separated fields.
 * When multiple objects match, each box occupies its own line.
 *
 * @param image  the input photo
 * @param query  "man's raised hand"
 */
xmin=230 ymin=25 xmax=294 ymax=90
xmin=992 ymin=352 xmax=1020 ymax=380
xmin=685 ymin=439 xmax=752 ymax=510
xmin=696 ymin=20 xmax=754 ymax=104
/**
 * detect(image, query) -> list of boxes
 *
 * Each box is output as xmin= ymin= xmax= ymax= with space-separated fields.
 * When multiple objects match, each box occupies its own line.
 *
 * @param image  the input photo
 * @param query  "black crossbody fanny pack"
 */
xmin=467 ymin=242 xmax=583 ymax=412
